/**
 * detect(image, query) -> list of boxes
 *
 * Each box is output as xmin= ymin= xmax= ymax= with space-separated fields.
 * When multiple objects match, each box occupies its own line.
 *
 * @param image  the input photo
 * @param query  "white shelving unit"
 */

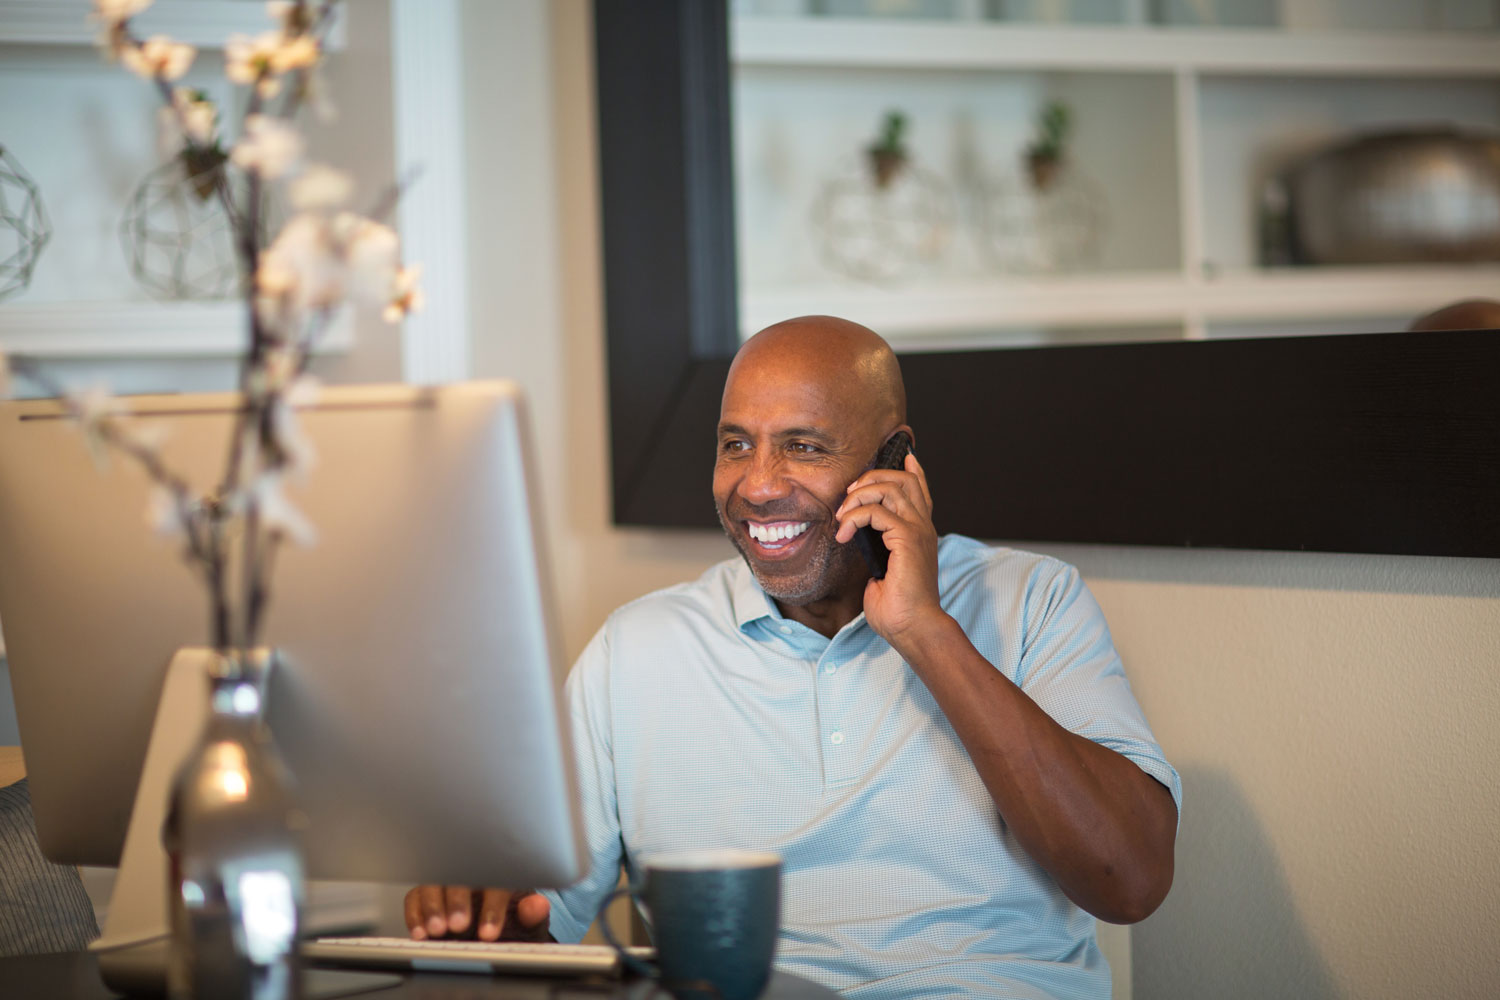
xmin=0 ymin=0 xmax=347 ymax=50
xmin=732 ymin=20 xmax=1500 ymax=76
xmin=0 ymin=0 xmax=347 ymax=359
xmin=730 ymin=12 xmax=1500 ymax=346
xmin=741 ymin=265 xmax=1500 ymax=341
xmin=0 ymin=301 xmax=354 ymax=357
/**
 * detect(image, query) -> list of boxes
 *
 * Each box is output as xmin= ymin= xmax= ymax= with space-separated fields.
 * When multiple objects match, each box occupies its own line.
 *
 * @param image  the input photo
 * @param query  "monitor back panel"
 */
xmin=0 ymin=382 xmax=586 ymax=889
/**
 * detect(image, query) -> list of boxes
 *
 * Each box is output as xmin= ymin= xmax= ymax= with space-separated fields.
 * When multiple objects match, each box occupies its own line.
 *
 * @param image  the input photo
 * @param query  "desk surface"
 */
xmin=0 ymin=951 xmax=841 ymax=1000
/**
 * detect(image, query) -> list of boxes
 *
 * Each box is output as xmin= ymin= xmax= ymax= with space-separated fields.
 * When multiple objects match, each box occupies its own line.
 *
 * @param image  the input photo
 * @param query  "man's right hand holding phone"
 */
xmin=403 ymin=886 xmax=552 ymax=941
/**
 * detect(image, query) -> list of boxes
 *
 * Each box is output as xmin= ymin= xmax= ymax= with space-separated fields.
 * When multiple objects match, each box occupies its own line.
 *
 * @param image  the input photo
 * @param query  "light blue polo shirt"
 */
xmin=542 ymin=535 xmax=1180 ymax=999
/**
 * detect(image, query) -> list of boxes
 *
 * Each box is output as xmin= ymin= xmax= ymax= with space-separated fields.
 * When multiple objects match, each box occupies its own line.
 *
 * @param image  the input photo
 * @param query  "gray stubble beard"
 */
xmin=715 ymin=500 xmax=862 ymax=606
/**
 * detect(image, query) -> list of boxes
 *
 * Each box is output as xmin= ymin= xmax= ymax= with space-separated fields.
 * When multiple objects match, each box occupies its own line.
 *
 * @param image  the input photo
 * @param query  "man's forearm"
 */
xmin=894 ymin=613 xmax=1177 ymax=924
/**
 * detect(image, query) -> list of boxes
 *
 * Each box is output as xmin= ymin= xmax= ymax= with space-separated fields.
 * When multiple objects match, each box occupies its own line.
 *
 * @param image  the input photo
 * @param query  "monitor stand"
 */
xmin=92 ymin=647 xmax=398 ymax=999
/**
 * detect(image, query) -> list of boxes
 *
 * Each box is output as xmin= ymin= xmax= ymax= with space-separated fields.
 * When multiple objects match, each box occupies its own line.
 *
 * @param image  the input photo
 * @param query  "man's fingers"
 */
xmin=415 ymin=885 xmax=447 ymax=938
xmin=477 ymin=888 xmax=511 ymax=941
xmin=441 ymin=885 xmax=472 ymax=934
xmin=403 ymin=887 xmax=428 ymax=940
xmin=835 ymin=499 xmax=903 ymax=543
xmin=837 ymin=482 xmax=919 ymax=536
xmin=845 ymin=469 xmax=928 ymax=520
xmin=407 ymin=885 xmax=535 ymax=940
xmin=907 ymin=452 xmax=933 ymax=513
xmin=516 ymin=891 xmax=551 ymax=929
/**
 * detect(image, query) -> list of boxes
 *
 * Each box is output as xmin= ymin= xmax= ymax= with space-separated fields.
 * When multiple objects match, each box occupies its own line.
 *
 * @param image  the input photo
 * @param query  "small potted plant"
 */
xmin=867 ymin=110 xmax=910 ymax=190
xmin=1025 ymin=101 xmax=1072 ymax=191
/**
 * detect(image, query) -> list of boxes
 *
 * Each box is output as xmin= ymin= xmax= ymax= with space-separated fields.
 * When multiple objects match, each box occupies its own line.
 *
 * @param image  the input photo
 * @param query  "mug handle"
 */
xmin=596 ymin=886 xmax=657 ymax=979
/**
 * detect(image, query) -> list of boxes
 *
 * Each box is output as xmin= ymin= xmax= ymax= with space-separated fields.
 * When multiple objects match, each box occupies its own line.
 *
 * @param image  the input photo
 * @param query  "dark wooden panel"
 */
xmin=592 ymin=0 xmax=1500 ymax=557
xmin=592 ymin=0 xmax=738 ymax=523
xmin=900 ymin=333 xmax=1500 ymax=556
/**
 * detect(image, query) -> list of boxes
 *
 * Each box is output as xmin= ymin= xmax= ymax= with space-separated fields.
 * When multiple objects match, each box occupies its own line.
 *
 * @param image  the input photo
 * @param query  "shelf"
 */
xmin=740 ymin=265 xmax=1500 ymax=340
xmin=0 ymin=1 xmax=347 ymax=50
xmin=732 ymin=17 xmax=1500 ymax=78
xmin=0 ymin=300 xmax=354 ymax=358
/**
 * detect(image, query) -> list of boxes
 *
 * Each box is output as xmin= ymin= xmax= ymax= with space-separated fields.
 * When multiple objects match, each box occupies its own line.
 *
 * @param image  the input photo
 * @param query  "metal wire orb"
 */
xmin=810 ymin=154 xmax=954 ymax=286
xmin=0 ymin=144 xmax=53 ymax=302
xmin=120 ymin=157 xmax=242 ymax=300
xmin=976 ymin=163 xmax=1108 ymax=274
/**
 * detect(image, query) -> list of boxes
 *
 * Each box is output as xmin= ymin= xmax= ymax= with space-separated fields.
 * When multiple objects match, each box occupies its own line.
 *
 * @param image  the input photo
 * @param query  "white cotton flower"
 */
xmin=382 ymin=265 xmax=424 ymax=324
xmin=289 ymin=165 xmax=352 ymax=210
xmin=225 ymin=33 xmax=260 ymax=83
xmin=335 ymin=213 xmax=399 ymax=305
xmin=269 ymin=394 xmax=317 ymax=478
xmin=231 ymin=114 xmax=304 ymax=180
xmin=171 ymin=87 xmax=218 ymax=145
xmin=65 ymin=383 xmax=120 ymax=469
xmin=146 ymin=485 xmax=187 ymax=538
xmin=226 ymin=31 xmax=286 ymax=97
xmin=115 ymin=419 xmax=169 ymax=457
xmin=270 ymin=34 xmax=320 ymax=74
xmin=121 ymin=35 xmax=195 ymax=81
xmin=93 ymin=0 xmax=153 ymax=27
xmin=69 ymin=383 xmax=118 ymax=426
xmin=254 ymin=475 xmax=317 ymax=547
xmin=158 ymin=90 xmax=218 ymax=157
xmin=259 ymin=213 xmax=344 ymax=309
xmin=226 ymin=26 xmax=318 ymax=96
xmin=286 ymin=372 xmax=320 ymax=408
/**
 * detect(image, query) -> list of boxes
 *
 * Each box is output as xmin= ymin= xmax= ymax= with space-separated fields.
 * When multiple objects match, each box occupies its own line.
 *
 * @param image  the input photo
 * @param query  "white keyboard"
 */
xmin=305 ymin=936 xmax=655 ymax=977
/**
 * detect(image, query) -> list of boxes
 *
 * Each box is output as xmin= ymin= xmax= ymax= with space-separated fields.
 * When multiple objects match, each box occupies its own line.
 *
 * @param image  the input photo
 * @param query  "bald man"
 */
xmin=1408 ymin=298 xmax=1500 ymax=332
xmin=408 ymin=317 xmax=1180 ymax=998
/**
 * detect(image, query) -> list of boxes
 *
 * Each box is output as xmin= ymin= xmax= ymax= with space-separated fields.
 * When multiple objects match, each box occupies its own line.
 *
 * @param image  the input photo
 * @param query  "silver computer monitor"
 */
xmin=0 ymin=380 xmax=586 ymax=891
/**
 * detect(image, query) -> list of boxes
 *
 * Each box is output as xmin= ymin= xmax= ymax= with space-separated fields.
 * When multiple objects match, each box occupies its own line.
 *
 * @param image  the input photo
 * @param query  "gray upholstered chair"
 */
xmin=0 ymin=777 xmax=100 ymax=956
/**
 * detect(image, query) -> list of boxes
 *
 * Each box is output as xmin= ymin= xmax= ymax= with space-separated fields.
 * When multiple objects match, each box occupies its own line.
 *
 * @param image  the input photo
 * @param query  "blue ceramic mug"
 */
xmin=600 ymin=849 xmax=782 ymax=1000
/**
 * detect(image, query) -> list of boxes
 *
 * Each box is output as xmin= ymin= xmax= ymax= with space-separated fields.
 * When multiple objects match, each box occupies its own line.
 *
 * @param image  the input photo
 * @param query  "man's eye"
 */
xmin=787 ymin=442 xmax=819 ymax=455
xmin=720 ymin=439 xmax=749 ymax=454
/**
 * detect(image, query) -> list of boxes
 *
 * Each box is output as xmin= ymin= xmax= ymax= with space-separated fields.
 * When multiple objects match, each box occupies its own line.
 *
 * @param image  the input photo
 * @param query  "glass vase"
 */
xmin=163 ymin=649 xmax=305 ymax=1000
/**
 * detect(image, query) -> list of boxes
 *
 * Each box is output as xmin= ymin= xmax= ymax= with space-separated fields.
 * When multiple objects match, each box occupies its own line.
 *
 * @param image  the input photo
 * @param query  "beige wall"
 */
xmin=467 ymin=2 xmax=1500 ymax=996
xmin=1052 ymin=545 xmax=1500 ymax=998
xmin=462 ymin=0 xmax=734 ymax=669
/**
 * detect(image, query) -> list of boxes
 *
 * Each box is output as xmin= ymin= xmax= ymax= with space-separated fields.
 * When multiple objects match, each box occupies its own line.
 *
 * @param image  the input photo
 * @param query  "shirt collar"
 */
xmin=729 ymin=557 xmax=782 ymax=631
xmin=727 ymin=558 xmax=872 ymax=642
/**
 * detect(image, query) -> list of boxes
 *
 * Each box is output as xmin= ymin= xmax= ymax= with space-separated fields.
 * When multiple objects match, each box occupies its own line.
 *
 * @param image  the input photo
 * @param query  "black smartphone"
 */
xmin=851 ymin=431 xmax=913 ymax=580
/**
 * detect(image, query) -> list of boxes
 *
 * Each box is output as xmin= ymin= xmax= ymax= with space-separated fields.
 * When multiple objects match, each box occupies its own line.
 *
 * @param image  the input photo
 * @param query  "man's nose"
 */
xmin=739 ymin=452 xmax=792 ymax=504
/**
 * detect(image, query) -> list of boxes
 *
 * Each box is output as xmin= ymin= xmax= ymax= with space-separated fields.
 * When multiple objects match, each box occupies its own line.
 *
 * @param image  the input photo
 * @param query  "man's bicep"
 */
xmin=1016 ymin=563 xmax=1183 ymax=817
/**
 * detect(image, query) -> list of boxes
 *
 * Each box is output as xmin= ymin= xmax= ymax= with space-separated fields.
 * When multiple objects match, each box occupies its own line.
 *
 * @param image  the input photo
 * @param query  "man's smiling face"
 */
xmin=712 ymin=319 xmax=902 ymax=607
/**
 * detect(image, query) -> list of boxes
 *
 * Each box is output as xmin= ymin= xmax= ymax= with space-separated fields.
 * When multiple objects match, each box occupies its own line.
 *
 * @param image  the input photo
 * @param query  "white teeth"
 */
xmin=749 ymin=521 xmax=808 ymax=544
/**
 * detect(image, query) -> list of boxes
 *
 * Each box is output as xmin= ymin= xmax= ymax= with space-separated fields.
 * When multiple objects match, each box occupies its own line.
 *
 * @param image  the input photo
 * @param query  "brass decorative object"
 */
xmin=1269 ymin=127 xmax=1500 ymax=265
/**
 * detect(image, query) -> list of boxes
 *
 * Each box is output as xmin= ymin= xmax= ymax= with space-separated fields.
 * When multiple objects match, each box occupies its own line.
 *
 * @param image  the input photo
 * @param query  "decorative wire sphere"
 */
xmin=120 ymin=157 xmax=242 ymax=300
xmin=0 ymin=144 xmax=53 ymax=303
xmin=810 ymin=154 xmax=954 ymax=286
xmin=975 ymin=162 xmax=1108 ymax=274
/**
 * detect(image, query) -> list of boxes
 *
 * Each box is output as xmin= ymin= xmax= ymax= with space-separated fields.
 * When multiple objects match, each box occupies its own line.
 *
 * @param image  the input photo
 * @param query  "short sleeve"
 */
xmin=538 ymin=626 xmax=627 ymax=942
xmin=1016 ymin=562 xmax=1182 ymax=818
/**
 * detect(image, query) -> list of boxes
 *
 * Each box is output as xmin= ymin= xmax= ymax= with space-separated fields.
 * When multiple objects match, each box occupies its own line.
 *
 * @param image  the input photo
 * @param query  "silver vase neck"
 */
xmin=207 ymin=648 xmax=275 ymax=721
